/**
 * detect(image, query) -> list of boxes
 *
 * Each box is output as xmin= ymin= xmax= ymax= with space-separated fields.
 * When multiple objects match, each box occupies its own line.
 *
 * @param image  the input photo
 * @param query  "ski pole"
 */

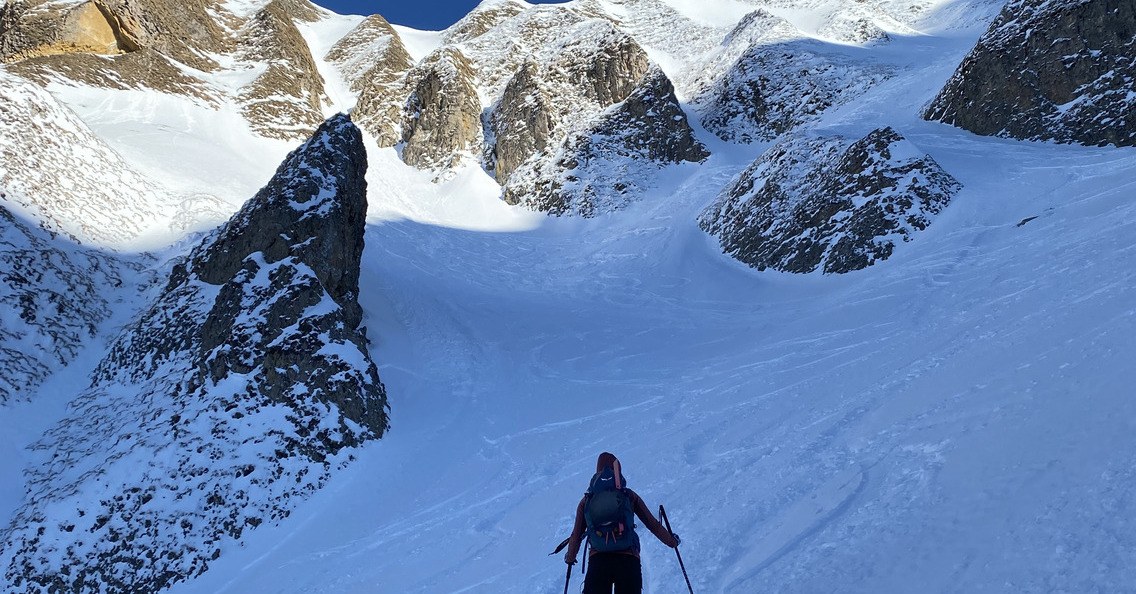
xmin=563 ymin=559 xmax=572 ymax=594
xmin=659 ymin=505 xmax=695 ymax=594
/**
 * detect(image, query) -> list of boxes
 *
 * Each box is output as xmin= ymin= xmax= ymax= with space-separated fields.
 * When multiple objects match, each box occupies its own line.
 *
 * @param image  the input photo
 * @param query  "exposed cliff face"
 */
xmin=0 ymin=0 xmax=128 ymax=60
xmin=100 ymin=0 xmax=229 ymax=70
xmin=329 ymin=14 xmax=414 ymax=147
xmin=923 ymin=0 xmax=1136 ymax=147
xmin=486 ymin=19 xmax=651 ymax=185
xmin=0 ymin=0 xmax=229 ymax=70
xmin=0 ymin=114 xmax=388 ymax=593
xmin=504 ymin=67 xmax=709 ymax=217
xmin=2 ymin=0 xmax=332 ymax=140
xmin=566 ymin=25 xmax=650 ymax=108
xmin=400 ymin=47 xmax=483 ymax=170
xmin=236 ymin=0 xmax=329 ymax=140
xmin=0 ymin=0 xmax=212 ymax=95
xmin=488 ymin=61 xmax=553 ymax=184
xmin=700 ymin=127 xmax=960 ymax=274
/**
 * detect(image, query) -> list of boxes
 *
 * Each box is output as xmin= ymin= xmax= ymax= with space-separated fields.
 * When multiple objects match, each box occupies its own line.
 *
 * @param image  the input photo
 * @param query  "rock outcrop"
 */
xmin=505 ymin=68 xmax=709 ymax=217
xmin=2 ymin=0 xmax=332 ymax=140
xmin=442 ymin=0 xmax=528 ymax=45
xmin=564 ymin=24 xmax=650 ymax=108
xmin=694 ymin=19 xmax=892 ymax=143
xmin=479 ymin=16 xmax=710 ymax=216
xmin=486 ymin=19 xmax=651 ymax=184
xmin=399 ymin=47 xmax=482 ymax=170
xmin=700 ymin=127 xmax=961 ymax=274
xmin=0 ymin=0 xmax=228 ymax=71
xmin=0 ymin=68 xmax=164 ymax=247
xmin=923 ymin=0 xmax=1136 ymax=147
xmin=236 ymin=0 xmax=329 ymax=140
xmin=0 ymin=0 xmax=212 ymax=97
xmin=1 ymin=114 xmax=388 ymax=593
xmin=488 ymin=61 xmax=553 ymax=183
xmin=0 ymin=0 xmax=129 ymax=59
xmin=329 ymin=14 xmax=414 ymax=147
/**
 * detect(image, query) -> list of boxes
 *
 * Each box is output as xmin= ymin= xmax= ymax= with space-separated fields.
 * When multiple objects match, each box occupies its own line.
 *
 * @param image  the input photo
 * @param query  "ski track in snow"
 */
xmin=3 ymin=2 xmax=1136 ymax=593
xmin=172 ymin=102 xmax=1136 ymax=592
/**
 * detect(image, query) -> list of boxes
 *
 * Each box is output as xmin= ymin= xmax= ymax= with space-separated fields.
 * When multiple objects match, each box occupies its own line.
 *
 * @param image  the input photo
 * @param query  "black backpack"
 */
xmin=583 ymin=466 xmax=637 ymax=553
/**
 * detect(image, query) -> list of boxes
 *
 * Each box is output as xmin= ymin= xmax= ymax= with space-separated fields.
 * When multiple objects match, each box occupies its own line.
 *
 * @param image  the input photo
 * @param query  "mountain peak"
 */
xmin=1 ymin=113 xmax=387 ymax=593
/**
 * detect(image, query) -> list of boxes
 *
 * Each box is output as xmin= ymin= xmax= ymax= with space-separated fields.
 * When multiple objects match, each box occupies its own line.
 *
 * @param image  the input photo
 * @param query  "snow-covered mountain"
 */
xmin=2 ymin=114 xmax=387 ymax=592
xmin=1 ymin=0 xmax=1135 ymax=592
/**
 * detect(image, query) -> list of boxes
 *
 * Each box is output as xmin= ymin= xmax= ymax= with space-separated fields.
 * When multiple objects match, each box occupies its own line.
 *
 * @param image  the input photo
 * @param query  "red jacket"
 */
xmin=565 ymin=453 xmax=678 ymax=562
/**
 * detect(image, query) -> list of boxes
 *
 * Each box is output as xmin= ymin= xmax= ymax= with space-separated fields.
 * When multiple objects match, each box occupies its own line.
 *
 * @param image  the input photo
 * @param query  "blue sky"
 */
xmin=310 ymin=1 xmax=569 ymax=31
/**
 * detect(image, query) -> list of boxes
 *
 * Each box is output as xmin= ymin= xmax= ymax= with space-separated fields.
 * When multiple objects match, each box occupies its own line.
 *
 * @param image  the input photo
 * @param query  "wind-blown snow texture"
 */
xmin=0 ymin=114 xmax=387 ymax=593
xmin=0 ymin=69 xmax=165 ymax=248
xmin=0 ymin=205 xmax=143 ymax=404
xmin=1 ymin=0 xmax=1135 ymax=593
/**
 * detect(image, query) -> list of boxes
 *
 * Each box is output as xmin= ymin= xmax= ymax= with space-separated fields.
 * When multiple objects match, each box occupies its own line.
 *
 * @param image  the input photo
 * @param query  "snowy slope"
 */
xmin=156 ymin=11 xmax=1134 ymax=594
xmin=2 ymin=0 xmax=1136 ymax=593
xmin=168 ymin=124 xmax=1136 ymax=594
xmin=0 ymin=68 xmax=169 ymax=249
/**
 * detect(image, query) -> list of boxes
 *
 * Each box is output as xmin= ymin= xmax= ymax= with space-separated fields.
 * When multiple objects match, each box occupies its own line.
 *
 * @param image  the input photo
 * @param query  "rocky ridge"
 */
xmin=700 ymin=127 xmax=961 ymax=274
xmin=326 ymin=2 xmax=710 ymax=212
xmin=486 ymin=18 xmax=652 ymax=183
xmin=504 ymin=67 xmax=709 ymax=216
xmin=0 ymin=0 xmax=334 ymax=140
xmin=326 ymin=14 xmax=413 ymax=146
xmin=690 ymin=10 xmax=893 ymax=144
xmin=353 ymin=4 xmax=708 ymax=214
xmin=442 ymin=0 xmax=528 ymax=45
xmin=235 ymin=0 xmax=329 ymax=140
xmin=924 ymin=0 xmax=1136 ymax=147
xmin=0 ymin=114 xmax=388 ymax=593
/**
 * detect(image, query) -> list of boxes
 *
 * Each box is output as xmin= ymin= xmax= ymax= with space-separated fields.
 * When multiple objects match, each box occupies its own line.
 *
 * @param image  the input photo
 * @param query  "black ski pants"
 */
xmin=582 ymin=552 xmax=643 ymax=594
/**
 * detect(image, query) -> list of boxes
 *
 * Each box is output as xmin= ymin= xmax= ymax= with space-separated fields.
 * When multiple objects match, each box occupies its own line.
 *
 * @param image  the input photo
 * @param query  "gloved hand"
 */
xmin=565 ymin=554 xmax=576 ymax=565
xmin=670 ymin=533 xmax=681 ymax=547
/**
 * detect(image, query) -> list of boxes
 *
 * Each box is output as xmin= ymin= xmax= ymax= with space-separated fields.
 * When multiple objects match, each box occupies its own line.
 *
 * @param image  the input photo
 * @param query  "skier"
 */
xmin=564 ymin=452 xmax=680 ymax=593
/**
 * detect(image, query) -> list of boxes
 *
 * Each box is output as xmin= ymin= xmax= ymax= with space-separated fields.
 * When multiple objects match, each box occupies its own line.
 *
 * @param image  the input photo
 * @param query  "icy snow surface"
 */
xmin=2 ymin=0 xmax=1135 ymax=592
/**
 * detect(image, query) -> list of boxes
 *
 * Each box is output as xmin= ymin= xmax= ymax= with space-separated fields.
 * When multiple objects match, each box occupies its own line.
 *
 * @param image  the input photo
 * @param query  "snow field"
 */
xmin=3 ymin=0 xmax=1134 ymax=592
xmin=169 ymin=27 xmax=1136 ymax=589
